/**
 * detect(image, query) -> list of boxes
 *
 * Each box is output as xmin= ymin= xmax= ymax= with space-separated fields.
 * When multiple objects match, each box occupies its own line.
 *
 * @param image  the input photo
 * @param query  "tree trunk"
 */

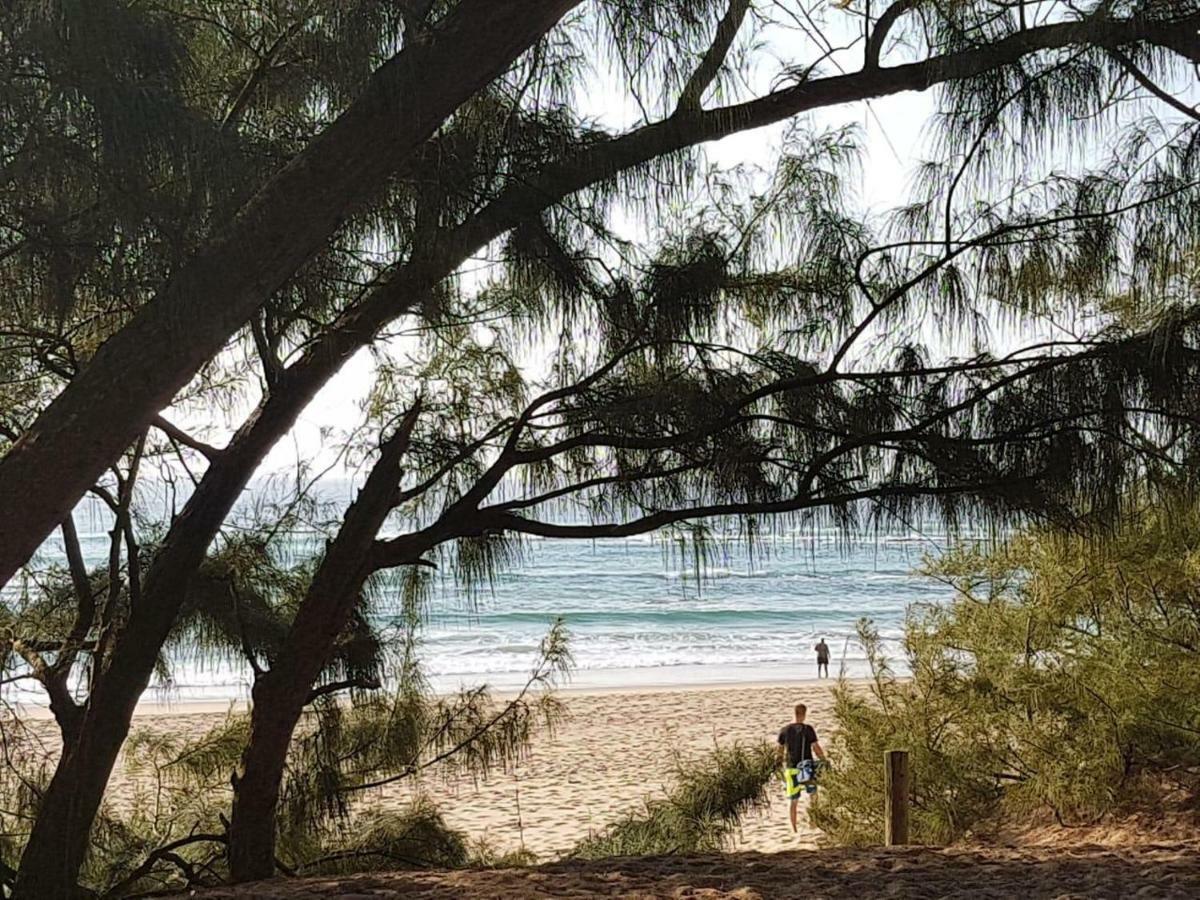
xmin=226 ymin=410 xmax=422 ymax=883
xmin=12 ymin=654 xmax=157 ymax=899
xmin=0 ymin=0 xmax=583 ymax=592
xmin=226 ymin=672 xmax=309 ymax=883
xmin=10 ymin=440 xmax=300 ymax=897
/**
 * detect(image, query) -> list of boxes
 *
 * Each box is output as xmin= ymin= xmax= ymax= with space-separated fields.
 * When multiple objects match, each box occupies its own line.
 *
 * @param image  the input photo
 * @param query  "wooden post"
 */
xmin=884 ymin=749 xmax=909 ymax=846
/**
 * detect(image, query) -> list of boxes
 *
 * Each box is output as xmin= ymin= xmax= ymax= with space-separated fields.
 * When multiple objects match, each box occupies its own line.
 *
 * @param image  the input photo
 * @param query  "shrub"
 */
xmin=570 ymin=742 xmax=777 ymax=859
xmin=813 ymin=497 xmax=1200 ymax=845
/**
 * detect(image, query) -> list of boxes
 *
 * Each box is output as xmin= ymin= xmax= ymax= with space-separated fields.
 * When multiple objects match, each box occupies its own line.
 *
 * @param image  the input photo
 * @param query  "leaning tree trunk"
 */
xmin=226 ymin=670 xmax=313 ymax=883
xmin=0 ymin=0 xmax=582 ymax=592
xmin=227 ymin=409 xmax=422 ymax=883
xmin=11 ymin=443 xmax=298 ymax=898
xmin=12 ymin=646 xmax=163 ymax=899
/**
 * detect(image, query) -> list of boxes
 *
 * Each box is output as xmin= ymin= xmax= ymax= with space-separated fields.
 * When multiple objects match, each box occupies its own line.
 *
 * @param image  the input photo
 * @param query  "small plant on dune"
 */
xmin=813 ymin=494 xmax=1200 ymax=846
xmin=467 ymin=839 xmax=540 ymax=869
xmin=570 ymin=742 xmax=777 ymax=859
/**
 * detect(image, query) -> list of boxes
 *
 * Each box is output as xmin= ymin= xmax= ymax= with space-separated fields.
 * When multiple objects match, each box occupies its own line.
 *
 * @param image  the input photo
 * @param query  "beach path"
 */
xmin=190 ymin=843 xmax=1200 ymax=898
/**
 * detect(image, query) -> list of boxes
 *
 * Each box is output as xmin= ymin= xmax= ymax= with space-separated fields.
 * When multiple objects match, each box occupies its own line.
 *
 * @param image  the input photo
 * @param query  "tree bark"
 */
xmin=0 ymin=0 xmax=583 ymax=593
xmin=11 ymin=647 xmax=165 ymax=899
xmin=226 ymin=407 xmax=422 ymax=883
xmin=225 ymin=670 xmax=310 ymax=884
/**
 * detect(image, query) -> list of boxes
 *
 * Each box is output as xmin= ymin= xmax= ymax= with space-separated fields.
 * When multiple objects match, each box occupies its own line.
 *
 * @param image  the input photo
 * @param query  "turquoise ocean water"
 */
xmin=8 ymin=493 xmax=955 ymax=701
xmin=411 ymin=531 xmax=946 ymax=693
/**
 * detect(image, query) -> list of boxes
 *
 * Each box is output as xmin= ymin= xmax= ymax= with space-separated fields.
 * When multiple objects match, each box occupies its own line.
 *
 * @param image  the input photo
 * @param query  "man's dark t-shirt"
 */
xmin=777 ymin=723 xmax=819 ymax=768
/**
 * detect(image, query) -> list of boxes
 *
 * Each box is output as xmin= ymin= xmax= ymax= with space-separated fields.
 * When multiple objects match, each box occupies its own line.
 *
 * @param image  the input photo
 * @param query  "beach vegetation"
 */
xmin=0 ymin=618 xmax=567 ymax=896
xmin=812 ymin=493 xmax=1200 ymax=845
xmin=570 ymin=742 xmax=778 ymax=859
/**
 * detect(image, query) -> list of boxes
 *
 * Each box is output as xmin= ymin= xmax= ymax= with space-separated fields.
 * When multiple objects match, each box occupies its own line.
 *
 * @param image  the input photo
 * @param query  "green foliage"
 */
xmin=0 ymin=620 xmax=568 ymax=896
xmin=809 ymin=623 xmax=1004 ymax=846
xmin=570 ymin=742 xmax=776 ymax=859
xmin=296 ymin=801 xmax=470 ymax=875
xmin=813 ymin=495 xmax=1200 ymax=845
xmin=6 ymin=2 xmax=1200 ymax=893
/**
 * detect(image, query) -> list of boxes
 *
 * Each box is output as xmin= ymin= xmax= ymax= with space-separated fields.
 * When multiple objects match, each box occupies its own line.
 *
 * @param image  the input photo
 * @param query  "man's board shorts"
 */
xmin=783 ymin=760 xmax=819 ymax=798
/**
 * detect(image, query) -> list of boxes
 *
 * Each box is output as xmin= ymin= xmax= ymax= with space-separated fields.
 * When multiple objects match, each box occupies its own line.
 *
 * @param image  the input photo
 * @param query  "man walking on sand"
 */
xmin=814 ymin=637 xmax=830 ymax=678
xmin=777 ymin=703 xmax=826 ymax=833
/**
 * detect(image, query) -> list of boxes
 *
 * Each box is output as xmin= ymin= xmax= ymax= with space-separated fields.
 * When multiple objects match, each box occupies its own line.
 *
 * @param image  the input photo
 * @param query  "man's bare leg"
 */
xmin=789 ymin=798 xmax=799 ymax=832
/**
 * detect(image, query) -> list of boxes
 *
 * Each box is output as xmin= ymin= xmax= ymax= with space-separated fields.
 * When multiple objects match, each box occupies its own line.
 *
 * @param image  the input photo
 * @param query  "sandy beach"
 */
xmin=16 ymin=681 xmax=1200 ymax=900
xmin=14 ymin=680 xmax=847 ymax=860
xmin=387 ymin=681 xmax=844 ymax=859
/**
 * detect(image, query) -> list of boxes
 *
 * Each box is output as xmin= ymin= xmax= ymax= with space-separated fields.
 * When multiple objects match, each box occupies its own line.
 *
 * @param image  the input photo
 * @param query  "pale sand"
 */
xmin=12 ymin=680 xmax=849 ymax=860
xmin=385 ymin=682 xmax=846 ymax=859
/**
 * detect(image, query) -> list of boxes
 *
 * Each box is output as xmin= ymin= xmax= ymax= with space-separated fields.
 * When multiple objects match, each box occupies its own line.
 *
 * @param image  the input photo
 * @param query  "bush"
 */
xmin=813 ymin=498 xmax=1200 ymax=845
xmin=570 ymin=742 xmax=777 ymax=859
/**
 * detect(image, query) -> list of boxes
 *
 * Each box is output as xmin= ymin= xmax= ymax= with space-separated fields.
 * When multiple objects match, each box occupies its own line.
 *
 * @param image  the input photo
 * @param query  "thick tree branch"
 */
xmin=0 ymin=0 xmax=585 ymax=594
xmin=478 ymin=479 xmax=1026 ymax=540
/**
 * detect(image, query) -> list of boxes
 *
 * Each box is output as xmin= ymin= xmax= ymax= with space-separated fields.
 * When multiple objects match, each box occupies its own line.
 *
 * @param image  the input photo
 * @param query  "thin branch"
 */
xmin=53 ymin=512 xmax=96 ymax=678
xmin=99 ymin=832 xmax=227 ymax=899
xmin=305 ymin=676 xmax=382 ymax=704
xmin=675 ymin=0 xmax=752 ymax=113
xmin=221 ymin=22 xmax=304 ymax=132
xmin=152 ymin=416 xmax=222 ymax=461
xmin=399 ymin=0 xmax=439 ymax=40
xmin=344 ymin=652 xmax=558 ymax=794
xmin=866 ymin=0 xmax=922 ymax=69
xmin=1108 ymin=48 xmax=1200 ymax=123
xmin=250 ymin=312 xmax=285 ymax=391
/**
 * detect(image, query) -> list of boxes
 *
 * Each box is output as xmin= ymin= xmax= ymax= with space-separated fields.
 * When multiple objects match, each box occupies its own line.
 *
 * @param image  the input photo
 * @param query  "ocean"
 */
xmin=411 ymin=531 xmax=945 ymax=693
xmin=9 ymin=498 xmax=955 ymax=701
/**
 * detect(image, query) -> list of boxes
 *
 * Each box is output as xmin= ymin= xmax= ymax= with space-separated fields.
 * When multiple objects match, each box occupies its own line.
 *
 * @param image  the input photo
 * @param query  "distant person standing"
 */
xmin=777 ymin=703 xmax=827 ymax=832
xmin=814 ymin=637 xmax=830 ymax=678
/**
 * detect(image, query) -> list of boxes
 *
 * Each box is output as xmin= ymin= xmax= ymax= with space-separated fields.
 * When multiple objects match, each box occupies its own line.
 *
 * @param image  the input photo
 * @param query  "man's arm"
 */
xmin=777 ymin=731 xmax=787 ymax=767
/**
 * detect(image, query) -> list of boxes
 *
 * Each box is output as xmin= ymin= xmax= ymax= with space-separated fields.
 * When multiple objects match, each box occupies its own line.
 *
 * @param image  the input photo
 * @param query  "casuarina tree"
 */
xmin=2 ymin=1 xmax=1200 ymax=896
